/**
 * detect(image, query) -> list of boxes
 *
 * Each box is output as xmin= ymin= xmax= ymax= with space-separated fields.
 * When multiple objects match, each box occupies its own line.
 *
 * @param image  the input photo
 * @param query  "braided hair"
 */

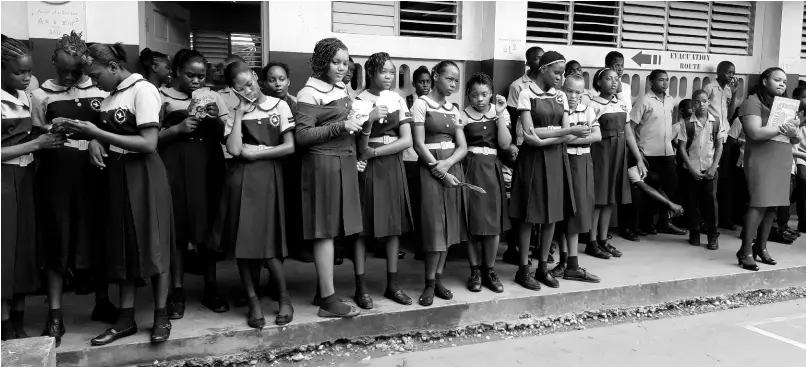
xmin=82 ymin=42 xmax=127 ymax=66
xmin=172 ymin=48 xmax=206 ymax=77
xmin=309 ymin=37 xmax=348 ymax=80
xmin=54 ymin=31 xmax=87 ymax=57
xmin=464 ymin=72 xmax=493 ymax=100
xmin=139 ymin=48 xmax=169 ymax=74
xmin=1 ymin=34 xmax=30 ymax=67
xmin=364 ymin=52 xmax=392 ymax=89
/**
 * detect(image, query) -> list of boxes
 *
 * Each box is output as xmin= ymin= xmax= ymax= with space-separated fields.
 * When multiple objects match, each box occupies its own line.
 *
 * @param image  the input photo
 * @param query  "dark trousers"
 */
xmin=618 ymin=187 xmax=643 ymax=231
xmin=717 ymin=139 xmax=735 ymax=226
xmin=795 ymin=166 xmax=806 ymax=224
xmin=641 ymin=155 xmax=679 ymax=227
xmin=681 ymin=171 xmax=719 ymax=234
xmin=775 ymin=174 xmax=796 ymax=228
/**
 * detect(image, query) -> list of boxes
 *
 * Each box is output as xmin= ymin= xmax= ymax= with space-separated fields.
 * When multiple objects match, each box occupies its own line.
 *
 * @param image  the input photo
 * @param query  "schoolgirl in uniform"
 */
xmin=139 ymin=48 xmax=171 ymax=89
xmin=352 ymin=52 xmax=414 ymax=307
xmin=511 ymin=51 xmax=583 ymax=291
xmin=65 ymin=42 xmax=174 ymax=345
xmin=30 ymin=32 xmax=118 ymax=346
xmin=552 ymin=75 xmax=601 ymax=283
xmin=208 ymin=61 xmax=295 ymax=327
xmin=411 ymin=60 xmax=468 ymax=306
xmin=586 ymin=68 xmax=644 ymax=259
xmin=1 ymin=36 xmax=66 ymax=341
xmin=295 ymin=38 xmax=368 ymax=318
xmin=461 ymin=72 xmax=511 ymax=293
xmin=158 ymin=49 xmax=229 ymax=319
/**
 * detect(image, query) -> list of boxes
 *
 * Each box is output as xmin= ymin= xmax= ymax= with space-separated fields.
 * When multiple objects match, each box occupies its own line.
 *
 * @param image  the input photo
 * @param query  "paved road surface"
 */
xmin=352 ymin=299 xmax=806 ymax=367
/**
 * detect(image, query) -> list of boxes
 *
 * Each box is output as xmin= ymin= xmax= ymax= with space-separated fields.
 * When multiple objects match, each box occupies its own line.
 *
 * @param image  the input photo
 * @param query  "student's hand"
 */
xmin=344 ymin=118 xmax=363 ymax=134
xmin=689 ymin=166 xmax=705 ymax=181
xmin=205 ymin=103 xmax=220 ymax=118
xmin=636 ymin=161 xmax=648 ymax=179
xmin=729 ymin=77 xmax=739 ymax=91
xmin=369 ymin=106 xmax=389 ymax=123
xmin=441 ymin=172 xmax=460 ymax=188
xmin=356 ymin=160 xmax=367 ymax=172
xmin=705 ymin=166 xmax=718 ymax=179
xmin=359 ymin=147 xmax=376 ymax=161
xmin=88 ymin=140 xmax=107 ymax=169
xmin=235 ymin=96 xmax=253 ymax=115
xmin=34 ymin=132 xmax=67 ymax=150
xmin=780 ymin=119 xmax=800 ymax=137
xmin=176 ymin=117 xmax=199 ymax=134
xmin=494 ymin=95 xmax=507 ymax=115
xmin=669 ymin=204 xmax=684 ymax=218
xmin=507 ymin=145 xmax=519 ymax=161
xmin=64 ymin=119 xmax=101 ymax=137
xmin=570 ymin=125 xmax=591 ymax=137
xmin=240 ymin=146 xmax=257 ymax=161
xmin=429 ymin=160 xmax=452 ymax=177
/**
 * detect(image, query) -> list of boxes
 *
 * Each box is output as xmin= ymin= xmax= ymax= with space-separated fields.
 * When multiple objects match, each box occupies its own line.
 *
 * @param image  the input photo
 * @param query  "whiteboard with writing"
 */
xmin=28 ymin=1 xmax=86 ymax=39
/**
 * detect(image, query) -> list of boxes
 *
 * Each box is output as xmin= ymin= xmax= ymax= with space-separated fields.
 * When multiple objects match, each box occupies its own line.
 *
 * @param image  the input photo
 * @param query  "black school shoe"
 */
xmin=467 ymin=268 xmax=482 ymax=292
xmin=549 ymin=263 xmax=566 ymax=278
xmin=41 ymin=318 xmax=66 ymax=347
xmin=201 ymin=292 xmax=230 ymax=313
xmin=619 ymin=229 xmax=641 ymax=242
xmin=481 ymin=268 xmax=504 ymax=293
xmin=91 ymin=324 xmax=138 ymax=346
xmin=563 ymin=267 xmax=601 ymax=283
xmin=584 ymin=242 xmax=612 ymax=259
xmin=514 ymin=268 xmax=541 ymax=291
xmin=534 ymin=269 xmax=559 ymax=288
xmin=167 ymin=293 xmax=185 ymax=320
xmin=657 ymin=223 xmax=687 ymax=235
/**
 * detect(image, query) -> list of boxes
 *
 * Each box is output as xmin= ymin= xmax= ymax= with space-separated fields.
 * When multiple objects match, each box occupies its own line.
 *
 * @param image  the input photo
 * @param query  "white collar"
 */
xmin=1 ymin=88 xmax=29 ymax=107
xmin=463 ymin=106 xmax=496 ymax=121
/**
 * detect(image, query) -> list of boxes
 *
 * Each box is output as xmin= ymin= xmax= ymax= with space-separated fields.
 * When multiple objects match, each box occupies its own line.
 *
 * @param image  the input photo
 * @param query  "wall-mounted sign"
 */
xmin=629 ymin=50 xmax=724 ymax=73
xmin=28 ymin=1 xmax=85 ymax=39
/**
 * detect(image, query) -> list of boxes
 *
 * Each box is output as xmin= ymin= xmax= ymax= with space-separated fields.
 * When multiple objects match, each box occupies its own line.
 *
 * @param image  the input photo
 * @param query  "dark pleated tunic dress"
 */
xmin=295 ymin=78 xmax=364 ymax=240
xmin=565 ymin=104 xmax=599 ymax=234
xmin=1 ymin=89 xmax=40 ymax=297
xmin=30 ymin=79 xmax=108 ymax=272
xmin=278 ymin=96 xmax=307 ymax=247
xmin=412 ymin=96 xmax=468 ymax=251
xmin=208 ymin=97 xmax=293 ymax=259
xmin=99 ymin=74 xmax=174 ymax=280
xmin=355 ymin=90 xmax=414 ymax=238
xmin=509 ymin=84 xmax=576 ymax=224
xmin=588 ymin=96 xmax=632 ymax=206
xmin=158 ymin=87 xmax=227 ymax=248
xmin=462 ymin=106 xmax=511 ymax=236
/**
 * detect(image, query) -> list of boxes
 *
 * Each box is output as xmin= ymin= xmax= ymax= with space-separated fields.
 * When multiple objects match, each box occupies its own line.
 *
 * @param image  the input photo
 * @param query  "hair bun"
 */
xmin=111 ymin=43 xmax=127 ymax=62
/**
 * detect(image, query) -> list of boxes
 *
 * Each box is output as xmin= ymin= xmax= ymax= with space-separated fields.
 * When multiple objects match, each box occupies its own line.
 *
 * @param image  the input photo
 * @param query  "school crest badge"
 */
xmin=89 ymin=99 xmax=102 ymax=112
xmin=113 ymin=108 xmax=127 ymax=123
xmin=620 ymin=104 xmax=628 ymax=112
xmin=269 ymin=114 xmax=281 ymax=127
xmin=555 ymin=93 xmax=564 ymax=105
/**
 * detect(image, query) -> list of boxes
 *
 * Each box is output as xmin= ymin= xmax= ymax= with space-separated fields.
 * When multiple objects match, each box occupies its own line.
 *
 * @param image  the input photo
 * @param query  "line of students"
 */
xmin=3 ymin=32 xmax=802 ymax=348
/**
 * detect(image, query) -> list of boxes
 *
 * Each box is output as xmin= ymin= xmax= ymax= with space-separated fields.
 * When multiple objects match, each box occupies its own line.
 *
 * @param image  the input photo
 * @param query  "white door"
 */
xmin=144 ymin=1 xmax=190 ymax=59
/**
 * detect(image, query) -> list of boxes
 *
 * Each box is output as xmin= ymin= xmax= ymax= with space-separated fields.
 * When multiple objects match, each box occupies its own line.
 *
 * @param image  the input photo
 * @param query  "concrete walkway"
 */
xmin=356 ymin=298 xmax=806 ymax=367
xmin=15 ymin=227 xmax=806 ymax=366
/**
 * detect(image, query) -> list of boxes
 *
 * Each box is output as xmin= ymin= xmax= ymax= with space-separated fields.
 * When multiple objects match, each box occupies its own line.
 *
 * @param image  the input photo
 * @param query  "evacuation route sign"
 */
xmin=629 ymin=50 xmax=722 ymax=73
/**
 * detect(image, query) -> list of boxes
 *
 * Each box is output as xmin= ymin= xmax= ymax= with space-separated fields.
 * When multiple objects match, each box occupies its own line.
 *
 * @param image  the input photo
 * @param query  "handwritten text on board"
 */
xmin=28 ymin=2 xmax=86 ymax=39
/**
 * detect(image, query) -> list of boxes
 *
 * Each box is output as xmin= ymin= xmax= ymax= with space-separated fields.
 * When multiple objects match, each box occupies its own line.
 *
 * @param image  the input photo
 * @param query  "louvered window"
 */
xmin=526 ymin=1 xmax=754 ymax=55
xmin=189 ymin=31 xmax=262 ymax=68
xmin=801 ymin=6 xmax=806 ymax=58
xmin=621 ymin=2 xmax=666 ymax=50
xmin=526 ymin=1 xmax=571 ymax=44
xmin=332 ymin=1 xmax=461 ymax=39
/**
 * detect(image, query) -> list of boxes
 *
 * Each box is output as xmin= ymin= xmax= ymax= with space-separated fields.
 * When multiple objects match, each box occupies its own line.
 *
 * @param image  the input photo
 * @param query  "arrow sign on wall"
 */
xmin=632 ymin=51 xmax=652 ymax=66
